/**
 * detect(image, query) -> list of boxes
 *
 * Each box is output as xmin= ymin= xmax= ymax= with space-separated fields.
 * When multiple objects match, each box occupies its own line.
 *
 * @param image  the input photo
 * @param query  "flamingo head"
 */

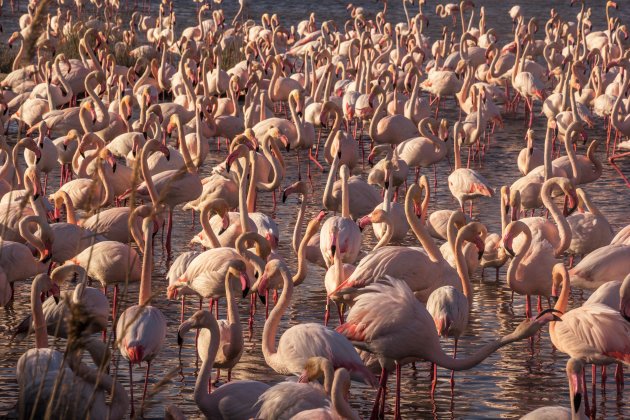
xmin=7 ymin=32 xmax=19 ymax=47
xmin=298 ymin=357 xmax=333 ymax=384
xmin=228 ymin=260 xmax=250 ymax=298
xmin=125 ymin=344 xmax=145 ymax=364
xmin=159 ymin=143 xmax=170 ymax=161
xmin=357 ymin=215 xmax=372 ymax=231
xmin=178 ymin=309 xmax=215 ymax=346
xmin=566 ymin=358 xmax=585 ymax=414
xmin=265 ymin=232 xmax=278 ymax=250
xmin=257 ymin=259 xmax=285 ymax=304
xmin=282 ymin=180 xmax=309 ymax=203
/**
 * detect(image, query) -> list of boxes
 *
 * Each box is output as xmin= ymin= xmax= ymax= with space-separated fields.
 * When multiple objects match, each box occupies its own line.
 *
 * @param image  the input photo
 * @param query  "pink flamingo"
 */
xmin=550 ymin=263 xmax=630 ymax=401
xmin=116 ymin=211 xmax=167 ymax=417
xmin=178 ymin=309 xmax=271 ymax=419
xmin=336 ymin=278 xmax=560 ymax=419
xmin=256 ymin=259 xmax=375 ymax=385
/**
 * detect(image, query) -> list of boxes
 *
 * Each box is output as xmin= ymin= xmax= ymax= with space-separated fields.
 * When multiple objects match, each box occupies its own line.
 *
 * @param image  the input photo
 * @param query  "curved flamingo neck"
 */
xmin=256 ymin=136 xmax=282 ymax=191
xmin=340 ymin=168 xmax=350 ymax=219
xmin=292 ymin=193 xmax=308 ymax=254
xmin=454 ymin=232 xmax=473 ymax=306
xmin=294 ymin=219 xmax=320 ymax=285
xmin=139 ymin=217 xmax=154 ymax=306
xmin=140 ymin=141 xmax=161 ymax=207
xmin=200 ymin=205 xmax=221 ymax=249
xmin=31 ymin=276 xmax=49 ymax=348
xmin=262 ymin=264 xmax=294 ymax=371
xmin=195 ymin=314 xmax=221 ymax=407
xmin=323 ymin=105 xmax=342 ymax=164
xmin=405 ymin=187 xmax=442 ymax=263
xmin=419 ymin=119 xmax=447 ymax=160
xmin=369 ymin=90 xmax=386 ymax=142
xmin=323 ymin=154 xmax=340 ymax=211
xmin=541 ymin=180 xmax=571 ymax=256
xmin=238 ymin=154 xmax=252 ymax=233
xmin=506 ymin=224 xmax=531 ymax=290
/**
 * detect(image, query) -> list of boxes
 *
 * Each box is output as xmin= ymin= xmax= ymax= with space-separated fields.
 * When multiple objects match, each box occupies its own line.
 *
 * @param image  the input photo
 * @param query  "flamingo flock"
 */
xmin=0 ymin=0 xmax=629 ymax=419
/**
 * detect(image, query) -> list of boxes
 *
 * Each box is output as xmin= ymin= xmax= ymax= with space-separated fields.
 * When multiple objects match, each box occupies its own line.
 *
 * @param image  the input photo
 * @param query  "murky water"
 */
xmin=1 ymin=0 xmax=630 ymax=418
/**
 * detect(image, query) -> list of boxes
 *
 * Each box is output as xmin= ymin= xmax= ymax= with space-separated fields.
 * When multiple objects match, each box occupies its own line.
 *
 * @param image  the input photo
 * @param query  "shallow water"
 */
xmin=1 ymin=0 xmax=630 ymax=419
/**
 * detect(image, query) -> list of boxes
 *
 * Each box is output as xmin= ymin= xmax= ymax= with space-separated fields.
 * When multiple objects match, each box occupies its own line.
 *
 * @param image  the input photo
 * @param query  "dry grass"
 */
xmin=221 ymin=42 xmax=245 ymax=70
xmin=0 ymin=45 xmax=17 ymax=75
xmin=56 ymin=29 xmax=82 ymax=61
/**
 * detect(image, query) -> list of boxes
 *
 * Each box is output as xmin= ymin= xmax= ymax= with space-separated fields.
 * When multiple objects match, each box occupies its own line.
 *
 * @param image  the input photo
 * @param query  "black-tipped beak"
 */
xmin=573 ymin=393 xmax=582 ymax=413
xmin=477 ymin=250 xmax=484 ymax=260
xmin=258 ymin=292 xmax=266 ymax=304
xmin=219 ymin=226 xmax=227 ymax=235
xmin=63 ymin=144 xmax=67 ymax=151
xmin=177 ymin=332 xmax=184 ymax=346
xmin=282 ymin=192 xmax=288 ymax=203
xmin=551 ymin=295 xmax=559 ymax=304
xmin=505 ymin=246 xmax=515 ymax=257
xmin=286 ymin=143 xmax=291 ymax=152
xmin=53 ymin=295 xmax=60 ymax=304
xmin=384 ymin=181 xmax=389 ymax=190
xmin=330 ymin=244 xmax=336 ymax=257
xmin=535 ymin=308 xmax=563 ymax=321
xmin=242 ymin=286 xmax=250 ymax=299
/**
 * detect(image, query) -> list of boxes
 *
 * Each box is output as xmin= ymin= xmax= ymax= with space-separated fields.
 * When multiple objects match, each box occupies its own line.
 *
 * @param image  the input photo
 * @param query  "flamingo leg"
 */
xmin=430 ymin=362 xmax=437 ymax=397
xmin=394 ymin=362 xmax=402 ymax=420
xmin=166 ymin=208 xmax=173 ymax=255
xmin=525 ymin=294 xmax=532 ymax=319
xmin=582 ymin=367 xmax=591 ymax=417
xmin=370 ymin=367 xmax=386 ymax=420
xmin=450 ymin=338 xmax=458 ymax=389
xmin=129 ymin=361 xmax=135 ymax=418
xmin=324 ymin=299 xmax=330 ymax=326
xmin=180 ymin=296 xmax=186 ymax=323
xmin=615 ymin=363 xmax=624 ymax=394
xmin=141 ymin=361 xmax=151 ymax=416
xmin=591 ymin=364 xmax=597 ymax=418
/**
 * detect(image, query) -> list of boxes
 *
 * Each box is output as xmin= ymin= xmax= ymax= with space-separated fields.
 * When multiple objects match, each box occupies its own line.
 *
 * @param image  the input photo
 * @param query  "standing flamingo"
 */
xmin=116 ymin=212 xmax=167 ymax=417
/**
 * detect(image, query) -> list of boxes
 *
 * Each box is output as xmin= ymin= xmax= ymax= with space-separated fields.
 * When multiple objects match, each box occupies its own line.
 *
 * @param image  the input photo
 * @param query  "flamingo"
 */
xmin=448 ymin=120 xmax=494 ymax=215
xmin=116 ymin=211 xmax=167 ymax=417
xmin=256 ymin=259 xmax=374 ymax=385
xmin=427 ymin=221 xmax=485 ymax=393
xmin=178 ymin=309 xmax=270 ymax=419
xmin=331 ymin=180 xmax=462 ymax=303
xmin=320 ymin=164 xmax=362 ymax=267
xmin=185 ymin=257 xmax=245 ymax=384
xmin=549 ymin=263 xmax=630 ymax=398
xmin=566 ymin=188 xmax=614 ymax=263
xmin=336 ymin=278 xmax=561 ymax=418
xmin=12 ymin=264 xmax=108 ymax=340
xmin=17 ymin=271 xmax=128 ymax=419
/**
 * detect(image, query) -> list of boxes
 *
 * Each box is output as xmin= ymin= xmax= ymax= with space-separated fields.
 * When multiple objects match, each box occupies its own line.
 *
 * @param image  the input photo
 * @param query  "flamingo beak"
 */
xmin=220 ymin=213 xmax=230 ymax=234
xmin=257 ymin=274 xmax=268 ymax=304
xmin=298 ymin=370 xmax=309 ymax=383
xmin=357 ymin=216 xmax=371 ymax=231
xmin=535 ymin=308 xmax=563 ymax=323
xmin=177 ymin=320 xmax=193 ymax=347
xmin=475 ymin=238 xmax=485 ymax=260
xmin=225 ymin=150 xmax=239 ymax=173
xmin=50 ymin=283 xmax=61 ymax=304
xmin=240 ymin=273 xmax=250 ymax=298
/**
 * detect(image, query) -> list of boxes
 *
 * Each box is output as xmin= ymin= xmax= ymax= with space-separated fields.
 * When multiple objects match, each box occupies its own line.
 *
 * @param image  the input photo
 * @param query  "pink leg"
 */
xmin=430 ymin=362 xmax=438 ymax=397
xmin=370 ymin=367 xmax=388 ymax=420
xmin=129 ymin=361 xmax=135 ymax=417
xmin=450 ymin=339 xmax=458 ymax=389
xmin=324 ymin=298 xmax=330 ymax=326
xmin=141 ymin=361 xmax=151 ymax=416
xmin=166 ymin=208 xmax=173 ymax=255
xmin=525 ymin=295 xmax=532 ymax=319
xmin=591 ymin=364 xmax=597 ymax=419
xmin=615 ymin=363 xmax=624 ymax=394
xmin=394 ymin=362 xmax=402 ymax=420
xmin=180 ymin=296 xmax=186 ymax=323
